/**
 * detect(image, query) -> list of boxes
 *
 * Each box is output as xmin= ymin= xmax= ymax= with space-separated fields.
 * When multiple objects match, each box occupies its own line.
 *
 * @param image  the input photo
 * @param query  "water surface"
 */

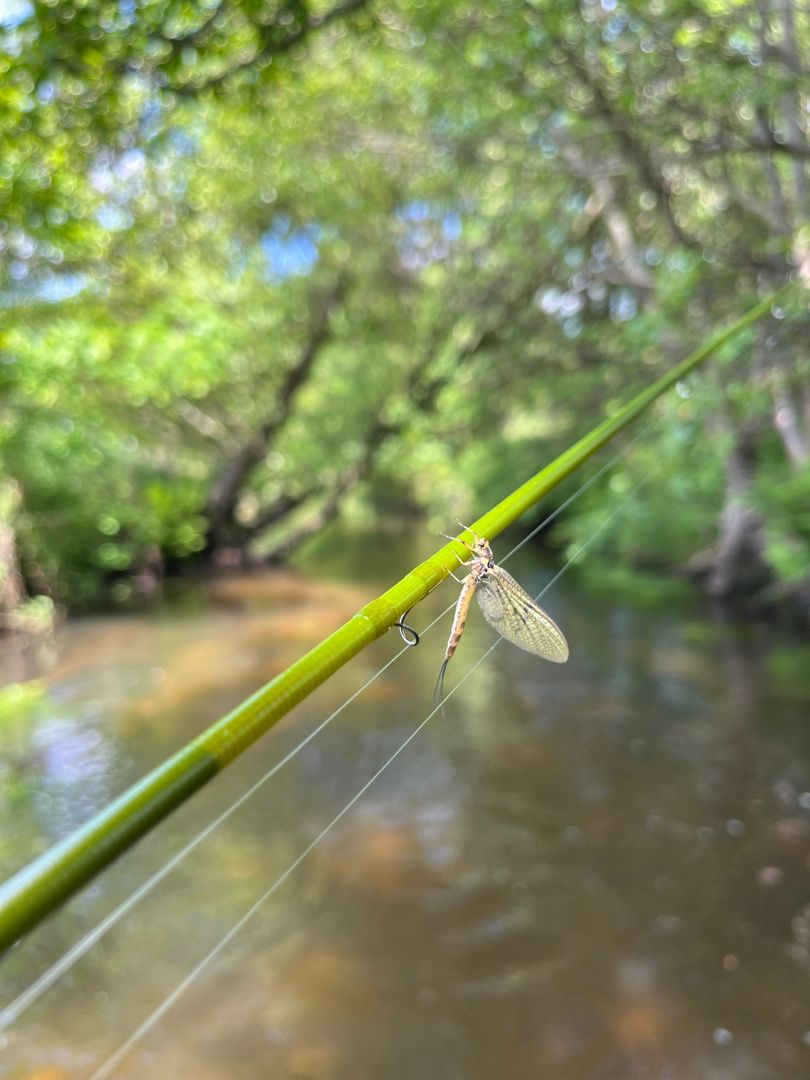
xmin=1 ymin=526 xmax=809 ymax=1079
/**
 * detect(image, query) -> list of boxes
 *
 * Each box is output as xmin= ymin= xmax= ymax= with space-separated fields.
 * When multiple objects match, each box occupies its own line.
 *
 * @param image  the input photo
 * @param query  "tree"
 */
xmin=1 ymin=0 xmax=807 ymax=616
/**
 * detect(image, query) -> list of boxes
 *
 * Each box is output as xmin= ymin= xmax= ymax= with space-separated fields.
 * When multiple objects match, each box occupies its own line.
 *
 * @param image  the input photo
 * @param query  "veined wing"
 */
xmin=476 ymin=565 xmax=569 ymax=663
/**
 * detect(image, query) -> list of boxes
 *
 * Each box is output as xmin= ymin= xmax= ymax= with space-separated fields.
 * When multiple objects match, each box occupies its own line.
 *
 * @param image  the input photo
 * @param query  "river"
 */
xmin=1 ymin=525 xmax=809 ymax=1079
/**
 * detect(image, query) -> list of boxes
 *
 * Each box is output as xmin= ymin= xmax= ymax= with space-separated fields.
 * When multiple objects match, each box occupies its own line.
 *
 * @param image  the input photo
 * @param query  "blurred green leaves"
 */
xmin=0 ymin=0 xmax=807 ymax=611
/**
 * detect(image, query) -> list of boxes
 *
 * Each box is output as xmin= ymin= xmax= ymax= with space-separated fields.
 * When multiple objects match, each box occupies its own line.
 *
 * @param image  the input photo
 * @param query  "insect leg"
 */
xmin=438 ymin=536 xmax=471 ymax=582
xmin=455 ymin=520 xmax=480 ymax=545
xmin=439 ymin=531 xmax=476 ymax=558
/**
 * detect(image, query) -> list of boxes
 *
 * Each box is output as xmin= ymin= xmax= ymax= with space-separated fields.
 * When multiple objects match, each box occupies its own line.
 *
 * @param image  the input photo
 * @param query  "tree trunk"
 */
xmin=705 ymin=426 xmax=772 ymax=598
xmin=204 ymin=277 xmax=346 ymax=553
xmin=773 ymin=381 xmax=809 ymax=468
xmin=0 ymin=480 xmax=26 ymax=628
xmin=262 ymin=459 xmax=370 ymax=565
xmin=237 ymin=246 xmax=586 ymax=566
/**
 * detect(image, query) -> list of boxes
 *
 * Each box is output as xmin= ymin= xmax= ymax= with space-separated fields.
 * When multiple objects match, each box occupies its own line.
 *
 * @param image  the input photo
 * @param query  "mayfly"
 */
xmin=435 ymin=526 xmax=569 ymax=707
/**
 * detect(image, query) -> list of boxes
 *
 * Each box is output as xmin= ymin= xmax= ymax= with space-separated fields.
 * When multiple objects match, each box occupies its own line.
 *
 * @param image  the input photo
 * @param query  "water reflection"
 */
xmin=0 ymin=527 xmax=809 ymax=1079
xmin=33 ymin=714 xmax=119 ymax=840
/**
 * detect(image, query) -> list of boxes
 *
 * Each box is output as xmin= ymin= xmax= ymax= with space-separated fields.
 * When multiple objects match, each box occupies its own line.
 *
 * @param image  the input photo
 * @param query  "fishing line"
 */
xmin=86 ymin=466 xmax=655 ymax=1080
xmin=0 ymin=420 xmax=655 ymax=1031
xmin=1 ymin=627 xmax=452 ymax=1033
xmin=499 ymin=418 xmax=655 ymax=564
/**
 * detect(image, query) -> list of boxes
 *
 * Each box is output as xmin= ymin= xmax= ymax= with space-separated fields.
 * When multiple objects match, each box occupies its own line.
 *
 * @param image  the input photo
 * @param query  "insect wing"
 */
xmin=476 ymin=565 xmax=569 ymax=663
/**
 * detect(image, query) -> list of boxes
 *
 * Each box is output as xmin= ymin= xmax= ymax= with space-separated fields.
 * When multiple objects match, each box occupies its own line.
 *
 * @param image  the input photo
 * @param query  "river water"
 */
xmin=0 ymin=525 xmax=809 ymax=1079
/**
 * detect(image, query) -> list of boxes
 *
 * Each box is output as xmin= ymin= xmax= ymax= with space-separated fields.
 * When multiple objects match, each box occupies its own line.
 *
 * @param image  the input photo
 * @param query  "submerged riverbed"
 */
xmin=1 ymin=526 xmax=809 ymax=1079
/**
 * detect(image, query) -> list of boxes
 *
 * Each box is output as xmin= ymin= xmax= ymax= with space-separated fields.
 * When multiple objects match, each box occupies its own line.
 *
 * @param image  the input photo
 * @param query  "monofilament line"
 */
xmin=500 ymin=419 xmax=654 ymax=564
xmin=0 ymin=422 xmax=652 ymax=1031
xmin=0 ymin=648 xmax=406 ymax=1030
xmin=86 ymin=468 xmax=653 ymax=1080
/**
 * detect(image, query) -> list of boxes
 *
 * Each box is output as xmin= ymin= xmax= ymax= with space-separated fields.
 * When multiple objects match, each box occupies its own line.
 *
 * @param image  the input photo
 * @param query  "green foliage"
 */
xmin=758 ymin=466 xmax=810 ymax=583
xmin=0 ymin=0 xmax=807 ymax=610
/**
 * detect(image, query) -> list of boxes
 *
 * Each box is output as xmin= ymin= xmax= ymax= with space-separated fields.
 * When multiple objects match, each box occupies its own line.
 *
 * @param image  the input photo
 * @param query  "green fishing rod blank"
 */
xmin=0 ymin=288 xmax=789 ymax=954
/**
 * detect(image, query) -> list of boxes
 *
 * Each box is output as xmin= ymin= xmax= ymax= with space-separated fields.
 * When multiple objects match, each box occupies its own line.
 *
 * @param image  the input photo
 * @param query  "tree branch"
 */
xmin=204 ymin=276 xmax=347 ymax=545
xmin=686 ymin=134 xmax=810 ymax=161
xmin=558 ymin=142 xmax=653 ymax=289
xmin=252 ymin=244 xmax=587 ymax=563
xmin=261 ymin=457 xmax=372 ymax=563
xmin=560 ymin=47 xmax=700 ymax=251
xmin=169 ymin=0 xmax=372 ymax=95
xmin=240 ymin=490 xmax=312 ymax=538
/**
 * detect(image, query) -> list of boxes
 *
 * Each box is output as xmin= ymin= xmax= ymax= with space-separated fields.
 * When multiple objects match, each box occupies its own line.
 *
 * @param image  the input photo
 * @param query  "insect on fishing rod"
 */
xmin=435 ymin=523 xmax=569 ymax=706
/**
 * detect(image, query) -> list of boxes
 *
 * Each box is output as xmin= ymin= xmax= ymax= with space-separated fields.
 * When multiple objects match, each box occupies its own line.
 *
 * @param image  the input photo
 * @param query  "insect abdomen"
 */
xmin=445 ymin=575 xmax=477 ymax=661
